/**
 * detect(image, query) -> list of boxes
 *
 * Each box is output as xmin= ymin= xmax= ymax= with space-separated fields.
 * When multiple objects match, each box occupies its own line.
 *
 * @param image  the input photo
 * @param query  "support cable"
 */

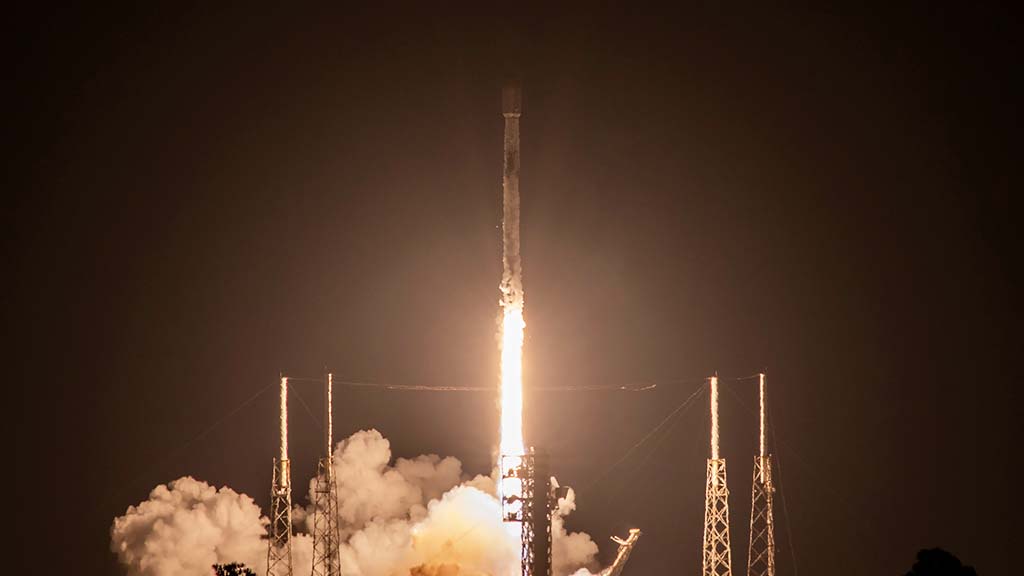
xmin=290 ymin=382 xmax=323 ymax=431
xmin=581 ymin=380 xmax=707 ymax=495
xmin=772 ymin=444 xmax=798 ymax=576
xmin=116 ymin=379 xmax=278 ymax=501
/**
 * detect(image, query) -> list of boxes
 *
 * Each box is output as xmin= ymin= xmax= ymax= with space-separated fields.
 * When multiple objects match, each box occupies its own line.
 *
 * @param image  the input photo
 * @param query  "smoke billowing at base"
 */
xmin=111 ymin=430 xmax=600 ymax=576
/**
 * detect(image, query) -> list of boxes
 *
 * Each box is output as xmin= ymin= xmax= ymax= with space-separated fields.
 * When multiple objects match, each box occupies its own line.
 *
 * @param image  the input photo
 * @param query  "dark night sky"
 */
xmin=14 ymin=5 xmax=1018 ymax=575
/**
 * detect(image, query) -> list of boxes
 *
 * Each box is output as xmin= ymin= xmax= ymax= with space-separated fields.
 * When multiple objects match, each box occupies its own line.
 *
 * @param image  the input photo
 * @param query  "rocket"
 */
xmin=500 ymin=82 xmax=523 ymax=307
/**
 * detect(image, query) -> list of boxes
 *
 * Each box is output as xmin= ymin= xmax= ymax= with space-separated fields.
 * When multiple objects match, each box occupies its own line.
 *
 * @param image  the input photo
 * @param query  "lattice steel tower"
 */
xmin=312 ymin=372 xmax=341 ymax=576
xmin=501 ymin=449 xmax=552 ymax=576
xmin=268 ymin=376 xmax=293 ymax=576
xmin=746 ymin=373 xmax=776 ymax=576
xmin=702 ymin=375 xmax=733 ymax=576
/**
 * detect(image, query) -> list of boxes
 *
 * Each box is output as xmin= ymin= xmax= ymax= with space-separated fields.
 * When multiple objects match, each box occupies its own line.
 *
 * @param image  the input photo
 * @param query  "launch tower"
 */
xmin=702 ymin=375 xmax=733 ymax=576
xmin=502 ymin=449 xmax=553 ymax=576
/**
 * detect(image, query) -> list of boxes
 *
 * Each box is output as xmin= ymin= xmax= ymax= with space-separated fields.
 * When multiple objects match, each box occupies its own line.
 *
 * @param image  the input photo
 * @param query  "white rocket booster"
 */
xmin=500 ymin=82 xmax=523 ymax=308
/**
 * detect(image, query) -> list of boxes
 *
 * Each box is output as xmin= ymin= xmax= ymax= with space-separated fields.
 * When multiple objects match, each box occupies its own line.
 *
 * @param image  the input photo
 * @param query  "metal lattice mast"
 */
xmin=312 ymin=373 xmax=341 ymax=576
xmin=702 ymin=375 xmax=733 ymax=576
xmin=746 ymin=373 xmax=776 ymax=576
xmin=501 ymin=449 xmax=552 ymax=576
xmin=268 ymin=376 xmax=293 ymax=576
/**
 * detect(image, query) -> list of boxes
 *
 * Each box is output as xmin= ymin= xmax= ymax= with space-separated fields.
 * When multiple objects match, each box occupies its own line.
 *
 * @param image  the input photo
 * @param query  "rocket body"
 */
xmin=500 ymin=84 xmax=523 ymax=308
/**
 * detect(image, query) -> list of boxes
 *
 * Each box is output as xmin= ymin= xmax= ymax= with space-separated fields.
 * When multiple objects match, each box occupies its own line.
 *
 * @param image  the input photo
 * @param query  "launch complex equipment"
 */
xmin=599 ymin=529 xmax=643 ymax=576
xmin=502 ymin=450 xmax=554 ymax=576
xmin=268 ymin=376 xmax=294 ymax=576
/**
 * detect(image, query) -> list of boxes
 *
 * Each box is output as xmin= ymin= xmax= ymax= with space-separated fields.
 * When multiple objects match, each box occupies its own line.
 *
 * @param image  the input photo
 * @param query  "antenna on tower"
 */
xmin=746 ymin=373 xmax=776 ymax=576
xmin=312 ymin=371 xmax=341 ymax=576
xmin=702 ymin=374 xmax=733 ymax=576
xmin=268 ymin=375 xmax=293 ymax=576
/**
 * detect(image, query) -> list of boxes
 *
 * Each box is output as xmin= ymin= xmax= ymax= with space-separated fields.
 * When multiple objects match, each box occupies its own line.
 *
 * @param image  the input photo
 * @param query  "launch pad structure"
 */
xmin=502 ymin=450 xmax=553 ymax=576
xmin=268 ymin=377 xmax=293 ymax=576
xmin=599 ymin=529 xmax=643 ymax=576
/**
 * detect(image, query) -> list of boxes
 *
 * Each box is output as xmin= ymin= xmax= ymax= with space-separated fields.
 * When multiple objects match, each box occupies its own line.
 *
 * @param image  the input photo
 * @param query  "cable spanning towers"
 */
xmin=268 ymin=376 xmax=293 ymax=576
xmin=702 ymin=375 xmax=733 ymax=576
xmin=746 ymin=373 xmax=776 ymax=576
xmin=312 ymin=373 xmax=341 ymax=576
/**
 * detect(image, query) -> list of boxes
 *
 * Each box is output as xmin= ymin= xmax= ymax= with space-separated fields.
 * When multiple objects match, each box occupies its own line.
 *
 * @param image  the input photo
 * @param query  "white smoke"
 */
xmin=112 ymin=430 xmax=600 ymax=576
xmin=110 ymin=477 xmax=288 ymax=575
xmin=551 ymin=486 xmax=600 ymax=576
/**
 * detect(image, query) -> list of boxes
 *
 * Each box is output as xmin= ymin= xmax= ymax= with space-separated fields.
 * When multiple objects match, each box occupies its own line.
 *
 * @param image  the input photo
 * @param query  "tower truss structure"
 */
xmin=312 ymin=373 xmax=341 ymax=576
xmin=502 ymin=449 xmax=552 ymax=576
xmin=746 ymin=373 xmax=776 ymax=576
xmin=268 ymin=377 xmax=293 ymax=576
xmin=702 ymin=375 xmax=733 ymax=576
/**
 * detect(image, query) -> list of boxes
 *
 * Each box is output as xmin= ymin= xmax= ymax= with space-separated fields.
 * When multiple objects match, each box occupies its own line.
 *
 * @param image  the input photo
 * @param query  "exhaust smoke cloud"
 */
xmin=112 ymin=430 xmax=599 ymax=576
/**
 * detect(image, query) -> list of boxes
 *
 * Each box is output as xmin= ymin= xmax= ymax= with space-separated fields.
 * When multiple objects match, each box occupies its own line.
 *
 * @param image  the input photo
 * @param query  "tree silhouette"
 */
xmin=905 ymin=548 xmax=977 ymax=576
xmin=212 ymin=562 xmax=256 ymax=576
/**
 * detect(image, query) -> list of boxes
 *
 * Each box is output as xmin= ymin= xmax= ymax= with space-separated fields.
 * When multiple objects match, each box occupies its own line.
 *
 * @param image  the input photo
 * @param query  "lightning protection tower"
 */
xmin=746 ymin=373 xmax=776 ymax=576
xmin=312 ymin=372 xmax=341 ymax=576
xmin=268 ymin=376 xmax=293 ymax=576
xmin=702 ymin=375 xmax=733 ymax=576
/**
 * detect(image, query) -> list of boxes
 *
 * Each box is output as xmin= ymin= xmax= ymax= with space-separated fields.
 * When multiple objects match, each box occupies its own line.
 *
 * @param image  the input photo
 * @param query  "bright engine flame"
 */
xmin=500 ymin=304 xmax=525 ymax=456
